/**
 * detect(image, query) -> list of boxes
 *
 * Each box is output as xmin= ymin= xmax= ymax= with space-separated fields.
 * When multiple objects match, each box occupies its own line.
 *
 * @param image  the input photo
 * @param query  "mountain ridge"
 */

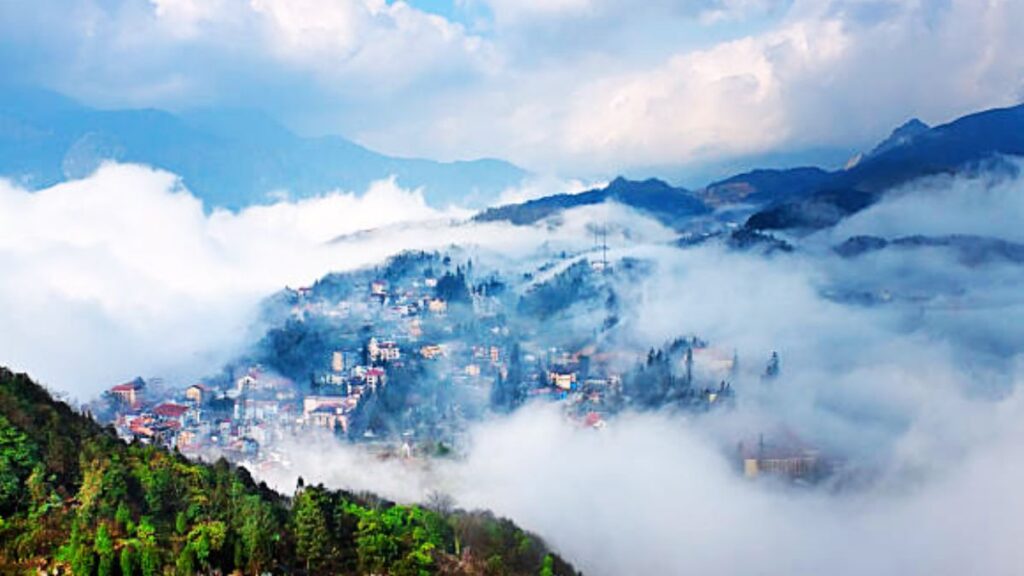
xmin=0 ymin=86 xmax=528 ymax=211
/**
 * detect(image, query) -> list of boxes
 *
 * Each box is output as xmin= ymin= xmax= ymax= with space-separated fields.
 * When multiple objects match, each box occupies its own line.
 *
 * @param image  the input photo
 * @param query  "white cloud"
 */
xmin=0 ymin=164 xmax=456 ymax=397
xmin=6 ymin=0 xmax=1024 ymax=176
xmin=0 ymin=162 xmax=676 ymax=398
xmin=494 ymin=175 xmax=602 ymax=205
xmin=259 ymin=395 xmax=1024 ymax=576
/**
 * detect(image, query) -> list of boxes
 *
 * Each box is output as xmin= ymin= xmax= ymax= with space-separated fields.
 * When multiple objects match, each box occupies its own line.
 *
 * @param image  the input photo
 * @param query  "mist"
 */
xmin=244 ymin=164 xmax=1024 ymax=575
xmin=5 ymin=157 xmax=1024 ymax=575
xmin=0 ymin=162 xmax=664 ymax=397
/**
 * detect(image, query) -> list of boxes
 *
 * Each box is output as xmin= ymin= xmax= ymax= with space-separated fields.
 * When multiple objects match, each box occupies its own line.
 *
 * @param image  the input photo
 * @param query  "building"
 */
xmin=739 ymin=434 xmax=823 ymax=481
xmin=365 ymin=367 xmax=386 ymax=390
xmin=368 ymin=338 xmax=401 ymax=363
xmin=111 ymin=378 xmax=145 ymax=407
xmin=420 ymin=344 xmax=444 ymax=359
xmin=185 ymin=383 xmax=212 ymax=404
xmin=549 ymin=371 xmax=577 ymax=391
xmin=153 ymin=402 xmax=190 ymax=425
xmin=331 ymin=351 xmax=346 ymax=373
xmin=427 ymin=298 xmax=448 ymax=314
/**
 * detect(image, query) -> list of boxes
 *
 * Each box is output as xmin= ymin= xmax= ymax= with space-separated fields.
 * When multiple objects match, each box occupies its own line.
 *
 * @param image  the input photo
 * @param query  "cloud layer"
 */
xmin=0 ymin=164 xmax=455 ymax=396
xmin=3 ymin=0 xmax=1023 ymax=176
xmin=0 ymin=162 xmax=662 ymax=397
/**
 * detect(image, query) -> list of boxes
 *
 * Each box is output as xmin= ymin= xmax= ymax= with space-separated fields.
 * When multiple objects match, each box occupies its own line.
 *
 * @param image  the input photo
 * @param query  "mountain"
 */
xmin=834 ymin=234 xmax=1024 ymax=266
xmin=474 ymin=176 xmax=710 ymax=229
xmin=695 ymin=167 xmax=832 ymax=208
xmin=0 ymin=367 xmax=578 ymax=575
xmin=867 ymin=118 xmax=930 ymax=158
xmin=745 ymin=103 xmax=1024 ymax=231
xmin=0 ymin=86 xmax=527 ymax=210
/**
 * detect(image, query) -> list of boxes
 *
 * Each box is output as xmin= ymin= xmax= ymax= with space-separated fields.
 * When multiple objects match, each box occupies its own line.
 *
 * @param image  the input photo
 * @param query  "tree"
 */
xmin=0 ymin=415 xmax=36 ymax=514
xmin=186 ymin=520 xmax=226 ymax=573
xmin=237 ymin=496 xmax=278 ymax=574
xmin=137 ymin=520 xmax=161 ymax=576
xmin=66 ymin=522 xmax=96 ymax=576
xmin=120 ymin=543 xmax=138 ymax=576
xmin=293 ymin=488 xmax=331 ymax=571
xmin=94 ymin=523 xmax=115 ymax=576
xmin=115 ymin=501 xmax=133 ymax=534
xmin=764 ymin=351 xmax=780 ymax=380
xmin=540 ymin=554 xmax=555 ymax=576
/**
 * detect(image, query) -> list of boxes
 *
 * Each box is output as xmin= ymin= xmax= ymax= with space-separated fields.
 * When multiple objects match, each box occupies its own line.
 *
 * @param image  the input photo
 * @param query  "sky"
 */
xmin=2 ymin=0 xmax=1023 ymax=180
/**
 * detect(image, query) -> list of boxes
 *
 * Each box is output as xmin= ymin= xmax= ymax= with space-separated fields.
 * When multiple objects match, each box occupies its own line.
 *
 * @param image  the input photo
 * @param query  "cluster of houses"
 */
xmin=100 ymin=254 xmax=823 ymax=481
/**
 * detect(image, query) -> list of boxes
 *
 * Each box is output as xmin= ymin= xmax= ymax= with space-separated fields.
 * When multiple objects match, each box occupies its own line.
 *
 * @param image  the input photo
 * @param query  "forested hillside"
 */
xmin=0 ymin=368 xmax=577 ymax=575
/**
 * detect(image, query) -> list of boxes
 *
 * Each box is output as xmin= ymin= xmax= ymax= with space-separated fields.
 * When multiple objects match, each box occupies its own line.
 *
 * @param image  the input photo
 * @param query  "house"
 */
xmin=549 ymin=371 xmax=577 ymax=391
xmin=176 ymin=429 xmax=198 ymax=449
xmin=308 ymin=406 xmax=350 ymax=433
xmin=153 ymin=402 xmax=190 ymax=425
xmin=420 ymin=344 xmax=444 ymax=360
xmin=331 ymin=351 xmax=346 ymax=373
xmin=185 ymin=383 xmax=212 ymax=404
xmin=408 ymin=319 xmax=423 ymax=339
xmin=739 ymin=434 xmax=824 ymax=481
xmin=370 ymin=280 xmax=388 ymax=296
xmin=368 ymin=338 xmax=401 ymax=363
xmin=427 ymin=298 xmax=448 ymax=314
xmin=365 ymin=367 xmax=386 ymax=390
xmin=111 ymin=378 xmax=145 ymax=407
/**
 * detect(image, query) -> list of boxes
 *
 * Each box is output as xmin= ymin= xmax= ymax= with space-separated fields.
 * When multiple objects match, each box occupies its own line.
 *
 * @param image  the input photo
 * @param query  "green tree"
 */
xmin=293 ymin=488 xmax=331 ymax=572
xmin=0 ymin=415 xmax=37 ymax=514
xmin=95 ymin=523 xmax=115 ymax=576
xmin=540 ymin=554 xmax=555 ymax=576
xmin=66 ymin=522 xmax=96 ymax=576
xmin=120 ymin=543 xmax=138 ymax=576
xmin=137 ymin=520 xmax=161 ymax=576
xmin=186 ymin=520 xmax=226 ymax=573
xmin=237 ymin=495 xmax=278 ymax=573
xmin=115 ymin=502 xmax=133 ymax=534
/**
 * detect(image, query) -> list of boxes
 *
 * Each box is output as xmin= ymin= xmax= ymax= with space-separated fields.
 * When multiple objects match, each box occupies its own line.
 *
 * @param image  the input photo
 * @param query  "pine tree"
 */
xmin=294 ymin=488 xmax=331 ymax=571
xmin=94 ymin=523 xmax=115 ymax=576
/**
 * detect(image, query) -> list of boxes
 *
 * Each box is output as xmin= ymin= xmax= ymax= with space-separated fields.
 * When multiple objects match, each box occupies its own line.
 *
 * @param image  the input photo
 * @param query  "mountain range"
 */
xmin=0 ymin=87 xmax=527 ymax=210
xmin=480 ymin=103 xmax=1024 ymax=234
xmin=4 ymin=86 xmax=1023 ymax=232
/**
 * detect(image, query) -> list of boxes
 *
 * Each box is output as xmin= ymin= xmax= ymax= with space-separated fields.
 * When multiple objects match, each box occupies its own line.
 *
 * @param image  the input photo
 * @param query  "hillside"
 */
xmin=0 ymin=367 xmax=578 ymax=575
xmin=0 ymin=87 xmax=526 ymax=210
xmin=474 ymin=177 xmax=710 ymax=230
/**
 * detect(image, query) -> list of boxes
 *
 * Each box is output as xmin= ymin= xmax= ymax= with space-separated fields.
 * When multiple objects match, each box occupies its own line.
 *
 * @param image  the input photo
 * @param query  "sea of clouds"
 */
xmin=2 ymin=161 xmax=1024 ymax=575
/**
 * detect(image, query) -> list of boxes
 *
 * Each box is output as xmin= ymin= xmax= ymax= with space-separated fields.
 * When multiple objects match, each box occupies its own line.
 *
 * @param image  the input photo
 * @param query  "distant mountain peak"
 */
xmin=869 ymin=118 xmax=930 ymax=157
xmin=0 ymin=86 xmax=528 ymax=210
xmin=605 ymin=176 xmax=675 ymax=194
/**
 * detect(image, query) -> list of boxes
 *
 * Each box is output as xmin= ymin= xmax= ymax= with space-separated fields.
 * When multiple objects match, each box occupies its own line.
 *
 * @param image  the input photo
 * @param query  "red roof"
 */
xmin=366 ymin=368 xmax=386 ymax=377
xmin=153 ymin=403 xmax=189 ymax=418
xmin=112 ymin=380 xmax=144 ymax=392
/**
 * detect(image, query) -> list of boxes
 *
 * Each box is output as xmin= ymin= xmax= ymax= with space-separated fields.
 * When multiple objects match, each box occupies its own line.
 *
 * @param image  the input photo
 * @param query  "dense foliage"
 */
xmin=0 ymin=368 xmax=578 ymax=575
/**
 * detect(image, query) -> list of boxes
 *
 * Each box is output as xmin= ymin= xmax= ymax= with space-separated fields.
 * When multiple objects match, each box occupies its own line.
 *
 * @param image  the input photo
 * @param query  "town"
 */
xmin=93 ymin=250 xmax=830 ymax=483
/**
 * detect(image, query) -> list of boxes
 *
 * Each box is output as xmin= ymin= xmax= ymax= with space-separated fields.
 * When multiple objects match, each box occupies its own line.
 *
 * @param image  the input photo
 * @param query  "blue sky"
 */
xmin=1 ymin=0 xmax=1022 ymax=180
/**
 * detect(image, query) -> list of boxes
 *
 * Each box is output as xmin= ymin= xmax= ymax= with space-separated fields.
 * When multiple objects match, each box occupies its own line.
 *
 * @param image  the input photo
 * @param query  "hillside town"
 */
xmin=90 ymin=251 xmax=832 ymax=481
